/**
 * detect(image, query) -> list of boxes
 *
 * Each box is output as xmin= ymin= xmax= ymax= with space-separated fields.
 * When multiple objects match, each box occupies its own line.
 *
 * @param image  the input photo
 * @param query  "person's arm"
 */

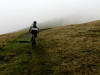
xmin=37 ymin=24 xmax=39 ymax=33
xmin=29 ymin=26 xmax=32 ymax=33
xmin=37 ymin=27 xmax=40 ymax=33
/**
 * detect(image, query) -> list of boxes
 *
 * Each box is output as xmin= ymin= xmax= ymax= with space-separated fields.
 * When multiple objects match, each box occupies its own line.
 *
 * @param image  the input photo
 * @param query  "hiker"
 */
xmin=29 ymin=21 xmax=39 ymax=46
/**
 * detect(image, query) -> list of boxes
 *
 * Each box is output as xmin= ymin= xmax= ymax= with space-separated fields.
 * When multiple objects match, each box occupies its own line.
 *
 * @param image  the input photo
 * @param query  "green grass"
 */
xmin=0 ymin=33 xmax=31 ymax=75
xmin=0 ymin=32 xmax=54 ymax=75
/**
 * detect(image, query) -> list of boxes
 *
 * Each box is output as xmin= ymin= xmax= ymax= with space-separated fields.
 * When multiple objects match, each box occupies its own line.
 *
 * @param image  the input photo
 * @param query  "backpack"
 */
xmin=31 ymin=28 xmax=38 ymax=31
xmin=31 ymin=27 xmax=39 ymax=34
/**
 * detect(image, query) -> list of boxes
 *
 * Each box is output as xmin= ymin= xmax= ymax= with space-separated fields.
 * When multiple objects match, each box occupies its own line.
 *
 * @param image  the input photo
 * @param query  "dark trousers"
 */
xmin=31 ymin=34 xmax=37 ymax=47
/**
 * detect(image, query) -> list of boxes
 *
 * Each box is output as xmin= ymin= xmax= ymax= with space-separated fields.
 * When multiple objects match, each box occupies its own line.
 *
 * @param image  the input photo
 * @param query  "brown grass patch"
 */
xmin=39 ymin=20 xmax=100 ymax=75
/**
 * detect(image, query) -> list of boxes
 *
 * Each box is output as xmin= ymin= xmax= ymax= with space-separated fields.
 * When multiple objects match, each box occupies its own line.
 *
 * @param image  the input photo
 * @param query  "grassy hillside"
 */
xmin=0 ymin=20 xmax=100 ymax=75
xmin=39 ymin=20 xmax=100 ymax=75
xmin=0 ymin=29 xmax=28 ymax=48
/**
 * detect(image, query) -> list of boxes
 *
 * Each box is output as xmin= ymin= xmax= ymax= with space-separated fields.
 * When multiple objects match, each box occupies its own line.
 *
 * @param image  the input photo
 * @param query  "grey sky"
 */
xmin=0 ymin=0 xmax=100 ymax=34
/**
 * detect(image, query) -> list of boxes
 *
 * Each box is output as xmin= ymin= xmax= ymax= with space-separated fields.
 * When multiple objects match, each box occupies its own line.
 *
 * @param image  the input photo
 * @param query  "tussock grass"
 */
xmin=38 ymin=20 xmax=100 ymax=75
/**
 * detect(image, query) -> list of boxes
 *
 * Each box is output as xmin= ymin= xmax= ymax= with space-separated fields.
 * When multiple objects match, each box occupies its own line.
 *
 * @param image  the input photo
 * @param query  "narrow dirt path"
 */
xmin=18 ymin=33 xmax=54 ymax=75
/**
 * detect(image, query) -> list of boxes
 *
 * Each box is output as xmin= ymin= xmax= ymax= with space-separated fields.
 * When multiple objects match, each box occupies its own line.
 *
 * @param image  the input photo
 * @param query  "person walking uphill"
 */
xmin=29 ymin=21 xmax=39 ymax=47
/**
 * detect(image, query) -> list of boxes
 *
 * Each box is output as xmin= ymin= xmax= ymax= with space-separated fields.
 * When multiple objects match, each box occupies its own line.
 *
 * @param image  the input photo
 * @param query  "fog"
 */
xmin=0 ymin=0 xmax=100 ymax=34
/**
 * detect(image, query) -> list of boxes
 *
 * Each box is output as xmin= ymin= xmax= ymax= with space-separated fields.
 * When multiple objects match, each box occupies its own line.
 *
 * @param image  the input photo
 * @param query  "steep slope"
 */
xmin=0 ymin=20 xmax=100 ymax=75
xmin=39 ymin=20 xmax=100 ymax=75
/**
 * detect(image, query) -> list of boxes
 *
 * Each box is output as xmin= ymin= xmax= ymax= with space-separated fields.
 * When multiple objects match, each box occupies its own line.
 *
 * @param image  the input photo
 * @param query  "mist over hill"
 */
xmin=0 ymin=0 xmax=100 ymax=34
xmin=39 ymin=14 xmax=100 ymax=29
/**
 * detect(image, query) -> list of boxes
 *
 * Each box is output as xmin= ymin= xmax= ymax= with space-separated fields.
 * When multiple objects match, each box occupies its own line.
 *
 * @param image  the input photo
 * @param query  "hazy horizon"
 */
xmin=0 ymin=0 xmax=100 ymax=34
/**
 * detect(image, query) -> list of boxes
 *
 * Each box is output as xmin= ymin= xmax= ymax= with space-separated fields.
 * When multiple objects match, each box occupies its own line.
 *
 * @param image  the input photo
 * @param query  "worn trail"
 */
xmin=0 ymin=32 xmax=54 ymax=75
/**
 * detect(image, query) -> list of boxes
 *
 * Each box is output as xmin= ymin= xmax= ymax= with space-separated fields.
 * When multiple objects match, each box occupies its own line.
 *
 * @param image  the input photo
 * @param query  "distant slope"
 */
xmin=39 ymin=13 xmax=100 ymax=29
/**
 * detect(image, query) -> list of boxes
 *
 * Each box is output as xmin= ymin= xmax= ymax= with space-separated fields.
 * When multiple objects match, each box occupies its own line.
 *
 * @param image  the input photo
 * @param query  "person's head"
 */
xmin=33 ymin=21 xmax=37 ymax=28
xmin=33 ymin=21 xmax=37 ymax=24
